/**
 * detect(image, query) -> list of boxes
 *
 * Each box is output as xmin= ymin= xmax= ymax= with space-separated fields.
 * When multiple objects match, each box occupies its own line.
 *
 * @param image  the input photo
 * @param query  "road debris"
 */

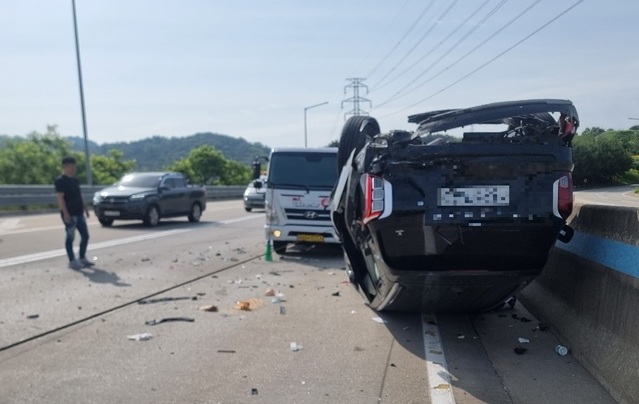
xmin=127 ymin=333 xmax=153 ymax=341
xmin=236 ymin=301 xmax=251 ymax=311
xmin=217 ymin=349 xmax=236 ymax=353
xmin=290 ymin=342 xmax=303 ymax=352
xmin=145 ymin=317 xmax=195 ymax=326
xmin=138 ymin=296 xmax=196 ymax=304
xmin=279 ymin=306 xmax=287 ymax=315
xmin=265 ymin=288 xmax=276 ymax=296
xmin=514 ymin=346 xmax=528 ymax=355
xmin=198 ymin=304 xmax=218 ymax=312
xmin=555 ymin=345 xmax=569 ymax=356
xmin=26 ymin=314 xmax=39 ymax=319
xmin=518 ymin=337 xmax=530 ymax=344
xmin=332 ymin=291 xmax=340 ymax=297
xmin=372 ymin=317 xmax=387 ymax=324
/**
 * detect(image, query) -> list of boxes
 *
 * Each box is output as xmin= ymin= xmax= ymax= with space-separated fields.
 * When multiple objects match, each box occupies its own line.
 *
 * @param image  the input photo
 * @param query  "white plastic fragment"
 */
xmin=290 ymin=342 xmax=303 ymax=351
xmin=518 ymin=337 xmax=530 ymax=344
xmin=127 ymin=333 xmax=153 ymax=341
xmin=372 ymin=317 xmax=387 ymax=324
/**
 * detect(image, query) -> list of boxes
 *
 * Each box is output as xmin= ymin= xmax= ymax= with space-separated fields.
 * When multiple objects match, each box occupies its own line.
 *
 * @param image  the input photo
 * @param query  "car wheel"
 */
xmin=143 ymin=205 xmax=160 ymax=227
xmin=337 ymin=115 xmax=380 ymax=171
xmin=98 ymin=217 xmax=114 ymax=227
xmin=244 ymin=207 xmax=252 ymax=212
xmin=272 ymin=241 xmax=287 ymax=255
xmin=188 ymin=203 xmax=202 ymax=222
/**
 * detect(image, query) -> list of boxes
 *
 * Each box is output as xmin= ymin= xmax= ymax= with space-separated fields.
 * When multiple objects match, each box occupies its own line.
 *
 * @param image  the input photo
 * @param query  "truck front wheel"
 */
xmin=144 ymin=205 xmax=160 ymax=227
xmin=188 ymin=203 xmax=202 ymax=222
xmin=98 ymin=217 xmax=114 ymax=227
xmin=273 ymin=241 xmax=287 ymax=255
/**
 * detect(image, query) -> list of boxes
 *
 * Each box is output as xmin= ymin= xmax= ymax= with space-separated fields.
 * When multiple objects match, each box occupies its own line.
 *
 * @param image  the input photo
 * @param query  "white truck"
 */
xmin=263 ymin=147 xmax=340 ymax=254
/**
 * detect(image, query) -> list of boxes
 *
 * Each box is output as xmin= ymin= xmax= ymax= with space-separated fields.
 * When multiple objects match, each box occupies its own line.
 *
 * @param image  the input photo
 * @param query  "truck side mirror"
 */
xmin=252 ymin=162 xmax=261 ymax=179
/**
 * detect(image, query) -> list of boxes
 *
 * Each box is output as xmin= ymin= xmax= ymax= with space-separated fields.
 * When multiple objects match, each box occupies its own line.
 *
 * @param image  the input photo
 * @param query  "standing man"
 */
xmin=55 ymin=156 xmax=94 ymax=270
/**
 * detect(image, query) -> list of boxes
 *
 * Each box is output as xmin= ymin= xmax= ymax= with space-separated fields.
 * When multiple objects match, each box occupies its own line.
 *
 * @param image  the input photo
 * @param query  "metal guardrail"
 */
xmin=0 ymin=185 xmax=245 ymax=209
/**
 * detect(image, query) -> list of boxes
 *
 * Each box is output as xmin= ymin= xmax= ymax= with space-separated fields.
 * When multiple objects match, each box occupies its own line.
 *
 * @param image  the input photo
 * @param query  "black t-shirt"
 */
xmin=54 ymin=175 xmax=84 ymax=215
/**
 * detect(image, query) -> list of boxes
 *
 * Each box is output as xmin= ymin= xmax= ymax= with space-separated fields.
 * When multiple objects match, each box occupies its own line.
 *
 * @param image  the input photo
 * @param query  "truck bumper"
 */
xmin=265 ymin=223 xmax=341 ymax=244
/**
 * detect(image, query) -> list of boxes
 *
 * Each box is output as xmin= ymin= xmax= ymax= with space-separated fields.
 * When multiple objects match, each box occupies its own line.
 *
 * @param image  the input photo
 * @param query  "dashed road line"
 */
xmin=423 ymin=313 xmax=456 ymax=404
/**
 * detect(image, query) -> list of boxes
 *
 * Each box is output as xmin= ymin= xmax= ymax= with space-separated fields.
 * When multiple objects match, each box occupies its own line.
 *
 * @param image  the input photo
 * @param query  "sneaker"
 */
xmin=78 ymin=257 xmax=95 ymax=268
xmin=69 ymin=260 xmax=83 ymax=270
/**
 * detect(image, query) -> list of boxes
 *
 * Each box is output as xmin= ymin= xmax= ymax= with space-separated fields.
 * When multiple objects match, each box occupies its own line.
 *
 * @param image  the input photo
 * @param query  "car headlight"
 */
xmin=129 ymin=194 xmax=145 ymax=201
xmin=93 ymin=193 xmax=103 ymax=204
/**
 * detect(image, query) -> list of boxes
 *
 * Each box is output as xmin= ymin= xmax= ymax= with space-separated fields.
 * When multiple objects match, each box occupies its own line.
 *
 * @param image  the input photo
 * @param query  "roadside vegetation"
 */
xmin=572 ymin=126 xmax=639 ymax=190
xmin=0 ymin=126 xmax=252 ymax=186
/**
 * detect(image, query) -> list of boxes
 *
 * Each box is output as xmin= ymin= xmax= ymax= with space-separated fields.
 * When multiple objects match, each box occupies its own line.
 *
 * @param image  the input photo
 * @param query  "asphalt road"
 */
xmin=0 ymin=201 xmax=616 ymax=403
xmin=574 ymin=185 xmax=639 ymax=207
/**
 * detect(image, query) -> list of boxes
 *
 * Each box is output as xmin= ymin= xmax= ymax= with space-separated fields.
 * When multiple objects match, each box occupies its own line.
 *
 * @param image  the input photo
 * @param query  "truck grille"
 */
xmin=284 ymin=208 xmax=330 ymax=221
xmin=101 ymin=196 xmax=130 ymax=204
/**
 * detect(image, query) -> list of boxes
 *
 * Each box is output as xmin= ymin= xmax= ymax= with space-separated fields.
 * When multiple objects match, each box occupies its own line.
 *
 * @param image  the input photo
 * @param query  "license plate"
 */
xmin=296 ymin=234 xmax=324 ymax=243
xmin=104 ymin=210 xmax=121 ymax=217
xmin=438 ymin=186 xmax=509 ymax=206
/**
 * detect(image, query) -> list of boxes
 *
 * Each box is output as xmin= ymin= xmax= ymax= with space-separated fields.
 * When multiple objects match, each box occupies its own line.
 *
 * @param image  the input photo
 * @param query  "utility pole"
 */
xmin=304 ymin=101 xmax=329 ymax=148
xmin=341 ymin=78 xmax=372 ymax=120
xmin=71 ymin=0 xmax=92 ymax=185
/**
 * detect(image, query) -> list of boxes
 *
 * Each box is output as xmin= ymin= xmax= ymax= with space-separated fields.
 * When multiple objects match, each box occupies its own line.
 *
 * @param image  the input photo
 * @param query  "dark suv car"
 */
xmin=330 ymin=99 xmax=578 ymax=312
xmin=93 ymin=172 xmax=206 ymax=227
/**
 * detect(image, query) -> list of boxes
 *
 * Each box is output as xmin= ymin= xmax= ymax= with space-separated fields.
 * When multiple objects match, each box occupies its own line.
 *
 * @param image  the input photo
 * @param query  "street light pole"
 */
xmin=304 ymin=101 xmax=329 ymax=148
xmin=71 ymin=0 xmax=92 ymax=185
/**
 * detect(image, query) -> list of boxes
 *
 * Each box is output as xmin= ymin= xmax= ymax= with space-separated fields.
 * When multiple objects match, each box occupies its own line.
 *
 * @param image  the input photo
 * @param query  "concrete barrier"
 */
xmin=518 ymin=204 xmax=639 ymax=404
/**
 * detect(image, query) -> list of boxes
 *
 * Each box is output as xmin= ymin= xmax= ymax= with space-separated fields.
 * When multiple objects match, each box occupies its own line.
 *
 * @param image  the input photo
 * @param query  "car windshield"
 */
xmin=268 ymin=152 xmax=337 ymax=189
xmin=117 ymin=174 xmax=162 ymax=188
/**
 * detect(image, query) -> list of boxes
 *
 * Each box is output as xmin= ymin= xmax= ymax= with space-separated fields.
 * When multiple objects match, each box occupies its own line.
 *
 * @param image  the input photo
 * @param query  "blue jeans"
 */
xmin=62 ymin=215 xmax=90 ymax=262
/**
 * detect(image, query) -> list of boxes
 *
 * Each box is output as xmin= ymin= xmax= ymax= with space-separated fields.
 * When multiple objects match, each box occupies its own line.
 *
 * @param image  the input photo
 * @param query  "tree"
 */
xmin=218 ymin=159 xmax=251 ymax=185
xmin=580 ymin=127 xmax=606 ymax=137
xmin=572 ymin=135 xmax=634 ymax=185
xmin=91 ymin=149 xmax=136 ymax=185
xmin=167 ymin=145 xmax=226 ymax=185
xmin=0 ymin=126 xmax=78 ymax=184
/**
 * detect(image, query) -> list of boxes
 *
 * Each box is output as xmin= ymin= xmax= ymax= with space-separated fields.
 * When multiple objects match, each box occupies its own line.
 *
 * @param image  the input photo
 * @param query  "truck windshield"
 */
xmin=118 ymin=174 xmax=162 ymax=188
xmin=268 ymin=152 xmax=337 ymax=189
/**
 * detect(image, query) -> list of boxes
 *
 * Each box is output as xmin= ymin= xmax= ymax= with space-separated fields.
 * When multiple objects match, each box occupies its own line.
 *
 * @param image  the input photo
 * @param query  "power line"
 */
xmin=352 ymin=0 xmax=411 ymax=77
xmin=372 ymin=0 xmax=492 ymax=94
xmin=383 ymin=0 xmax=585 ymax=119
xmin=371 ymin=0 xmax=459 ymax=92
xmin=365 ymin=1 xmax=436 ymax=81
xmin=376 ymin=0 xmax=512 ymax=108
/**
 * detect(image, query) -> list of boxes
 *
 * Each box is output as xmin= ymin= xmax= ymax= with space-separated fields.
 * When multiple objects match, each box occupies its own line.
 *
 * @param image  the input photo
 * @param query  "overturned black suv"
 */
xmin=330 ymin=99 xmax=578 ymax=312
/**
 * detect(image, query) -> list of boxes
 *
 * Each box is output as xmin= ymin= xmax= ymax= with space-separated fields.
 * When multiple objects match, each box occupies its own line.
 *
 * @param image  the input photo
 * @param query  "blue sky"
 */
xmin=1 ymin=0 xmax=638 ymax=149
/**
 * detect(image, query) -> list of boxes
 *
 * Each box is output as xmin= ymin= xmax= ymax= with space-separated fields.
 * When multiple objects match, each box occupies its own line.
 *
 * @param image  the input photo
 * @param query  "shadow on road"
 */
xmin=77 ymin=266 xmax=131 ymax=287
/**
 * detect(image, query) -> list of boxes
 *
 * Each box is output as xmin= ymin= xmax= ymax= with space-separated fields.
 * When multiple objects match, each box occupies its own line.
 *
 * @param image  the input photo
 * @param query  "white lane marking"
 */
xmin=423 ymin=313 xmax=456 ymax=404
xmin=0 ymin=222 xmax=99 ymax=236
xmin=0 ymin=218 xmax=24 ymax=231
xmin=0 ymin=214 xmax=263 ymax=236
xmin=221 ymin=215 xmax=264 ymax=224
xmin=0 ymin=229 xmax=192 ymax=268
xmin=0 ymin=215 xmax=263 ymax=268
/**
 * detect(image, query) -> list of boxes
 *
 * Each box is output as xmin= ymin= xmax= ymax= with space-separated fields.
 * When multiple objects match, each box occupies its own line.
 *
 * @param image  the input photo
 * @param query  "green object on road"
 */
xmin=264 ymin=239 xmax=273 ymax=262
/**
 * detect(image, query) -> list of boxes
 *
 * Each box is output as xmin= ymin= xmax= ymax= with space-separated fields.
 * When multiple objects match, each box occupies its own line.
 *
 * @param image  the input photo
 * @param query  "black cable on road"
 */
xmin=0 ymin=254 xmax=264 ymax=353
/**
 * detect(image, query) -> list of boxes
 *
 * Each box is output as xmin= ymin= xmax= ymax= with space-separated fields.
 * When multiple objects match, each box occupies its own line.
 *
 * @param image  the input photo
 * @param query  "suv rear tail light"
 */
xmin=553 ymin=174 xmax=573 ymax=220
xmin=363 ymin=174 xmax=388 ymax=224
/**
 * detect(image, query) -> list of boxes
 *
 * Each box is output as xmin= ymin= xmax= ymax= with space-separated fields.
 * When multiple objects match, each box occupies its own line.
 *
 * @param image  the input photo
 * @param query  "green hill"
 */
xmin=67 ymin=132 xmax=271 ymax=170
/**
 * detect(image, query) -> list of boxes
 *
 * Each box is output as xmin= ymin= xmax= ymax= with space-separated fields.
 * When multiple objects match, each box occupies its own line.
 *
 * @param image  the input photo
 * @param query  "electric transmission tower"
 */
xmin=341 ymin=78 xmax=372 ymax=120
